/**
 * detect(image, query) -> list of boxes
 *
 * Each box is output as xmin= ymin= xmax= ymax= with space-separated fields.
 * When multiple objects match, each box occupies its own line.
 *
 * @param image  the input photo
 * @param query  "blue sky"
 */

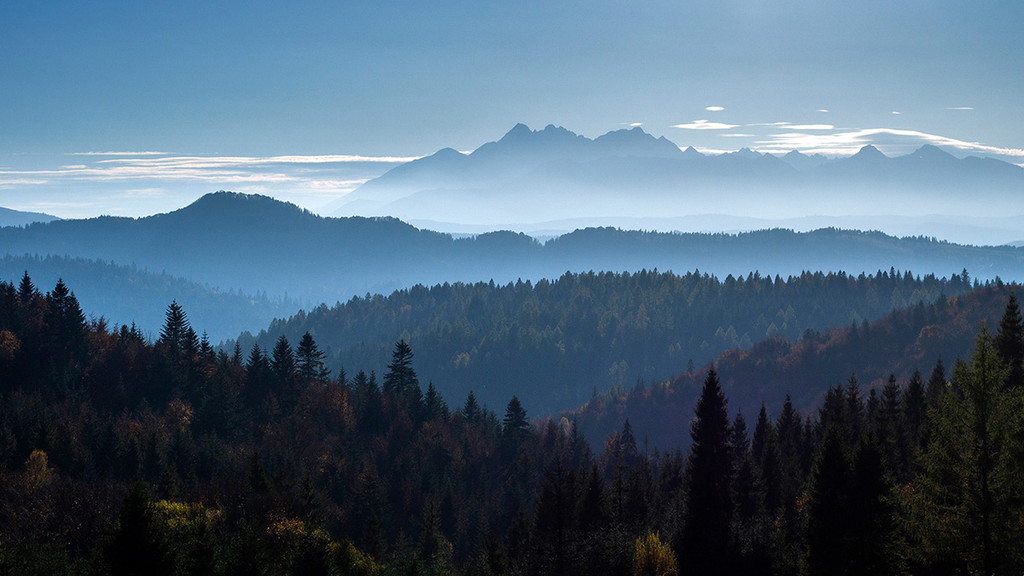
xmin=2 ymin=1 xmax=1023 ymax=218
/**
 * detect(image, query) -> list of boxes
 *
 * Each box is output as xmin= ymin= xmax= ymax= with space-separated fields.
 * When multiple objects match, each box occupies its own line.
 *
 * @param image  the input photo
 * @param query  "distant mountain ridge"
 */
xmin=0 ymin=206 xmax=59 ymax=228
xmin=326 ymin=124 xmax=1024 ymax=237
xmin=3 ymin=192 xmax=1024 ymax=335
xmin=0 ymin=254 xmax=294 ymax=342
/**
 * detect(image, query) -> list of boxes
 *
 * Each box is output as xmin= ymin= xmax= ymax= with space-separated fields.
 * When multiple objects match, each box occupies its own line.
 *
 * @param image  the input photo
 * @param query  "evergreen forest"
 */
xmin=2 ymin=274 xmax=1024 ymax=575
xmin=237 ymin=268 xmax=974 ymax=416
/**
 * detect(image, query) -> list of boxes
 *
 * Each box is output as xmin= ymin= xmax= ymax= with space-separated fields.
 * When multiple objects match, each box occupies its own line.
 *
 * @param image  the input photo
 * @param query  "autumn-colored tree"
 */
xmin=633 ymin=531 xmax=677 ymax=576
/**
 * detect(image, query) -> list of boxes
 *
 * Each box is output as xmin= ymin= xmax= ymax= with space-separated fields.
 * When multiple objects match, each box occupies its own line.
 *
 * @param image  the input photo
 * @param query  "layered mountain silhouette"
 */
xmin=0 ymin=254 xmax=293 ymax=342
xmin=3 ymin=191 xmax=1024 ymax=336
xmin=0 ymin=206 xmax=59 ymax=228
xmin=326 ymin=124 xmax=1024 ymax=242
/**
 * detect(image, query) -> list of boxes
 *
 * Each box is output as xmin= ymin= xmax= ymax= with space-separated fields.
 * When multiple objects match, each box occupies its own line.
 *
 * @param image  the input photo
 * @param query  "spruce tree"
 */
xmin=270 ymin=335 xmax=296 ymax=383
xmin=679 ymin=368 xmax=733 ymax=575
xmin=502 ymin=396 xmax=530 ymax=455
xmin=44 ymin=278 xmax=88 ymax=377
xmin=383 ymin=339 xmax=422 ymax=419
xmin=296 ymin=331 xmax=330 ymax=383
xmin=804 ymin=426 xmax=850 ymax=576
xmin=158 ymin=301 xmax=190 ymax=358
xmin=383 ymin=339 xmax=417 ymax=395
xmin=902 ymin=369 xmax=927 ymax=472
xmin=996 ymin=295 xmax=1024 ymax=389
xmin=911 ymin=326 xmax=1024 ymax=575
xmin=461 ymin=390 xmax=481 ymax=425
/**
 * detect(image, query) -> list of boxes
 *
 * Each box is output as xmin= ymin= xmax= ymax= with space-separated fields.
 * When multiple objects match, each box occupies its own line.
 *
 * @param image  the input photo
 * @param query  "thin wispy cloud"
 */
xmin=816 ymin=109 xmax=829 ymax=113
xmin=748 ymin=122 xmax=833 ymax=130
xmin=692 ymin=147 xmax=733 ymax=155
xmin=946 ymin=106 xmax=974 ymax=111
xmin=754 ymin=127 xmax=1024 ymax=157
xmin=68 ymin=151 xmax=169 ymax=156
xmin=786 ymin=124 xmax=834 ymax=130
xmin=673 ymin=120 xmax=739 ymax=130
xmin=0 ymin=152 xmax=413 ymax=218
xmin=705 ymin=106 xmax=725 ymax=112
xmin=98 ymin=154 xmax=421 ymax=167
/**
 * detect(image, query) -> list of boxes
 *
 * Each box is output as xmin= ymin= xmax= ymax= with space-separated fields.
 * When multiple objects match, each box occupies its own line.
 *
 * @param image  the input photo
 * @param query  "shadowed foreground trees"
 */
xmin=909 ymin=326 xmax=1024 ymax=575
xmin=0 ymin=275 xmax=1022 ymax=575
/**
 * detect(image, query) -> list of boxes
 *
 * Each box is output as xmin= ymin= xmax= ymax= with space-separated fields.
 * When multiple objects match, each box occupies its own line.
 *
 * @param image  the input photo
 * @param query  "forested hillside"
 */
xmin=1 ymin=275 xmax=1023 ymax=575
xmin=572 ymin=283 xmax=1023 ymax=450
xmin=239 ymin=268 xmax=974 ymax=415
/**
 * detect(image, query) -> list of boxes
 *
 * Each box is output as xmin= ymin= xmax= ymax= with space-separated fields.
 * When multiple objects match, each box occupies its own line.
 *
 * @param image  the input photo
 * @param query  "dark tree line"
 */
xmin=0 ymin=275 xmax=1023 ymax=575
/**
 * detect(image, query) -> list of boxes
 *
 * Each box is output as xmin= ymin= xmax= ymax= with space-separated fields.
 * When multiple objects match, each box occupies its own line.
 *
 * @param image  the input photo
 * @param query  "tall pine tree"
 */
xmin=679 ymin=368 xmax=733 ymax=575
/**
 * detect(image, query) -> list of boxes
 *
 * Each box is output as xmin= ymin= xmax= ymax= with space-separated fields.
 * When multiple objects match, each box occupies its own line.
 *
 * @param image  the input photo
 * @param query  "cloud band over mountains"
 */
xmin=1 ymin=122 xmax=1021 ymax=219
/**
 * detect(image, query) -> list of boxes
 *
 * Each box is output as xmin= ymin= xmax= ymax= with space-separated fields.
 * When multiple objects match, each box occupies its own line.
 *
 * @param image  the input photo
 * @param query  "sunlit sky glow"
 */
xmin=2 ymin=1 xmax=1022 ymax=218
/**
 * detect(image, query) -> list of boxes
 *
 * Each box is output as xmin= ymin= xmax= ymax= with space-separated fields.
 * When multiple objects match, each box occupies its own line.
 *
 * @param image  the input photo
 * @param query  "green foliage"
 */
xmin=909 ymin=326 xmax=1024 ymax=575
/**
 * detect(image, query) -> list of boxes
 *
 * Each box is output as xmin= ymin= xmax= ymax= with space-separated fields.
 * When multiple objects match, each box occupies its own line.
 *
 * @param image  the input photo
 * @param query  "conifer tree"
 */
xmin=846 ymin=437 xmax=905 ymax=576
xmin=423 ymin=382 xmax=448 ymax=421
xmin=996 ymin=295 xmax=1023 ymax=389
xmin=159 ymin=301 xmax=190 ymax=358
xmin=911 ymin=326 xmax=1024 ymax=575
xmin=925 ymin=359 xmax=947 ymax=406
xmin=902 ymin=369 xmax=927 ymax=473
xmin=679 ymin=368 xmax=733 ymax=575
xmin=17 ymin=271 xmax=38 ymax=304
xmin=804 ymin=426 xmax=850 ymax=576
xmin=270 ymin=335 xmax=296 ymax=382
xmin=383 ymin=339 xmax=417 ymax=394
xmin=383 ymin=339 xmax=423 ymax=419
xmin=502 ymin=396 xmax=530 ymax=455
xmin=751 ymin=403 xmax=771 ymax=465
xmin=44 ymin=278 xmax=88 ymax=376
xmin=296 ymin=331 xmax=330 ymax=383
xmin=461 ymin=390 xmax=481 ymax=425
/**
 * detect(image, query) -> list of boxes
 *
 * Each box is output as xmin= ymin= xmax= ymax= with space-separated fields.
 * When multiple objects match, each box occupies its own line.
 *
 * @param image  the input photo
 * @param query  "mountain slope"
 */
xmin=0 ymin=206 xmax=59 ymax=227
xmin=235 ymin=268 xmax=976 ymax=417
xmin=571 ymin=283 xmax=1022 ymax=450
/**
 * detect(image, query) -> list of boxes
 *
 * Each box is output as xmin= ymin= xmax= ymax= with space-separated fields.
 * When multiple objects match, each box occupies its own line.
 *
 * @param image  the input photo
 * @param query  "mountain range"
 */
xmin=326 ymin=124 xmax=1024 ymax=245
xmin=3 ymin=191 xmax=1024 ymax=338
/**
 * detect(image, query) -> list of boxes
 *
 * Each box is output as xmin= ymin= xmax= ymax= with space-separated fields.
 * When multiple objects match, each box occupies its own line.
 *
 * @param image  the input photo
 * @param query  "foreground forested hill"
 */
xmin=2 ymin=275 xmax=1023 ymax=575
xmin=238 ymin=268 xmax=974 ymax=415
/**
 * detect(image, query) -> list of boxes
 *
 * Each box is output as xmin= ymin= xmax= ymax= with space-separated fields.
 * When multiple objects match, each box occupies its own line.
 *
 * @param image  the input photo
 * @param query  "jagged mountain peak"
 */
xmin=680 ymin=145 xmax=705 ymax=158
xmin=906 ymin=144 xmax=957 ymax=161
xmin=851 ymin=144 xmax=889 ymax=160
xmin=730 ymin=147 xmax=763 ymax=159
